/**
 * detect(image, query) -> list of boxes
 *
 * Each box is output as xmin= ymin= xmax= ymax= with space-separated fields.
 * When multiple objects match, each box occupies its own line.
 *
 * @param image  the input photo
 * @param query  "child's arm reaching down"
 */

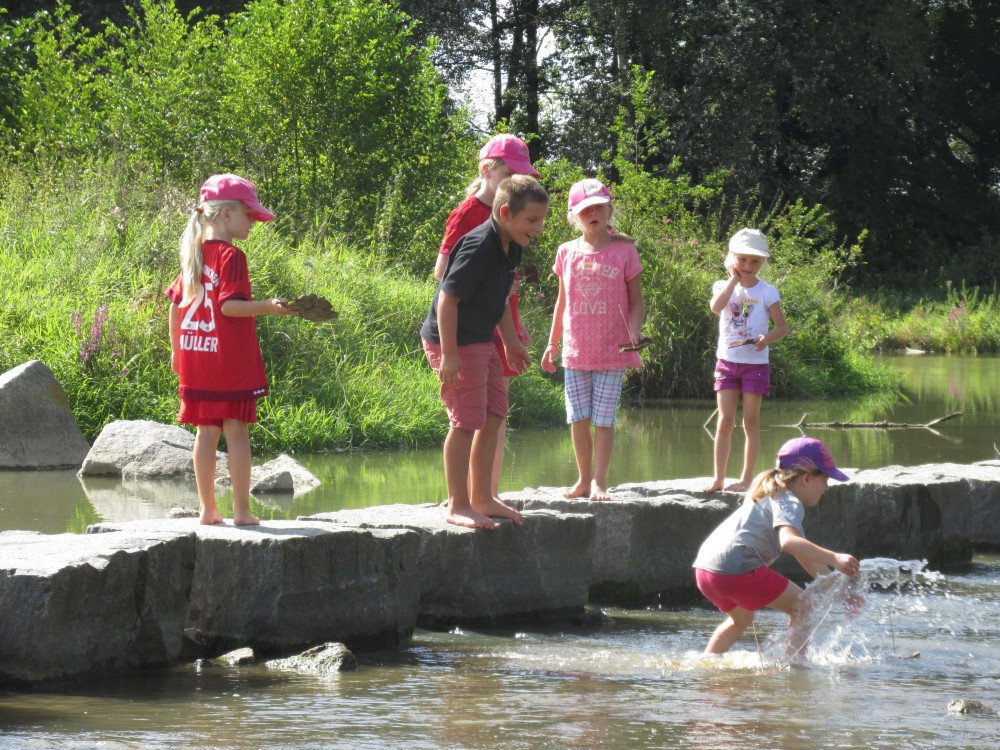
xmin=778 ymin=526 xmax=859 ymax=578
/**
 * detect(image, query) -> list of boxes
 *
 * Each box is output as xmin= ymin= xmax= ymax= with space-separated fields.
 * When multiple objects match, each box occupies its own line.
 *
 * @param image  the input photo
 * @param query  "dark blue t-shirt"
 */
xmin=420 ymin=218 xmax=522 ymax=345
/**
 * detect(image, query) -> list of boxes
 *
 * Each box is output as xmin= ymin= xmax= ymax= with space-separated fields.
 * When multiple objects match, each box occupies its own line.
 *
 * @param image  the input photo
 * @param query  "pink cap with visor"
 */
xmin=777 ymin=437 xmax=849 ymax=481
xmin=200 ymin=173 xmax=275 ymax=222
xmin=567 ymin=178 xmax=612 ymax=216
xmin=478 ymin=134 xmax=540 ymax=178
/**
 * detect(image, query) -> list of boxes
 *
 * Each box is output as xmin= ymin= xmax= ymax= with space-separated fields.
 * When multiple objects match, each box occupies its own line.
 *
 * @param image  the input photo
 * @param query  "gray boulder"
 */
xmin=267 ymin=642 xmax=357 ymax=674
xmin=88 ymin=519 xmax=422 ymax=654
xmin=216 ymin=453 xmax=321 ymax=495
xmin=79 ymin=420 xmax=227 ymax=480
xmin=0 ymin=527 xmax=195 ymax=687
xmin=511 ymin=487 xmax=731 ymax=603
xmin=0 ymin=360 xmax=90 ymax=470
xmin=303 ymin=504 xmax=595 ymax=627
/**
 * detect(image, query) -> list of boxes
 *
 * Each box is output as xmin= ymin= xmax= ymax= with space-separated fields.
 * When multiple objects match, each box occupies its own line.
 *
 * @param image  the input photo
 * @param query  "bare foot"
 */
xmin=234 ymin=513 xmax=261 ymax=526
xmin=590 ymin=481 xmax=610 ymax=501
xmin=563 ymin=481 xmax=590 ymax=499
xmin=702 ymin=481 xmax=724 ymax=494
xmin=724 ymin=480 xmax=750 ymax=492
xmin=472 ymin=496 xmax=524 ymax=527
xmin=199 ymin=512 xmax=225 ymax=525
xmin=447 ymin=506 xmax=500 ymax=530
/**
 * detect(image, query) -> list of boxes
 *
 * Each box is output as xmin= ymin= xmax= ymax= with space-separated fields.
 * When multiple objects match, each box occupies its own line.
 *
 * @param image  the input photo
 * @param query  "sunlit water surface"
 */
xmin=2 ymin=557 xmax=999 ymax=749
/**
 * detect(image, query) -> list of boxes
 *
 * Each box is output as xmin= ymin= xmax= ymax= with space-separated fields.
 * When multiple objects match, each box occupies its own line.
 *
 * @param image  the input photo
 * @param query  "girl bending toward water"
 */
xmin=692 ymin=437 xmax=859 ymax=654
xmin=704 ymin=228 xmax=788 ymax=493
xmin=541 ymin=178 xmax=645 ymax=501
xmin=435 ymin=134 xmax=539 ymax=504
xmin=166 ymin=173 xmax=292 ymax=526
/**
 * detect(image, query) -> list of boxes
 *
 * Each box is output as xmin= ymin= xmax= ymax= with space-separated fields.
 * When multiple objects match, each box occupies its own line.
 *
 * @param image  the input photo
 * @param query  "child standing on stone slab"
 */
xmin=421 ymin=175 xmax=548 ymax=530
xmin=166 ymin=173 xmax=292 ymax=526
xmin=703 ymin=228 xmax=788 ymax=494
xmin=541 ymin=178 xmax=645 ymax=501
xmin=435 ymin=134 xmax=539 ymax=505
xmin=693 ymin=436 xmax=860 ymax=655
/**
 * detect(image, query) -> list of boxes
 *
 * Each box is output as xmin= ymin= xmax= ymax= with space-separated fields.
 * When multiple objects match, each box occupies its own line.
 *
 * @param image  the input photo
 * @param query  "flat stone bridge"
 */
xmin=2 ymin=461 xmax=998 ymax=688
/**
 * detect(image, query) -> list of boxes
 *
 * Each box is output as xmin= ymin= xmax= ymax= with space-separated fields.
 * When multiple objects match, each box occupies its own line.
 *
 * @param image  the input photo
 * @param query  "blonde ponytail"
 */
xmin=746 ymin=466 xmax=817 ymax=503
xmin=178 ymin=199 xmax=245 ymax=303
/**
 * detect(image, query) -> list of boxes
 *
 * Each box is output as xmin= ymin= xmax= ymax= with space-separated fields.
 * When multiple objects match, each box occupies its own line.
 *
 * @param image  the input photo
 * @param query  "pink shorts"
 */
xmin=713 ymin=358 xmax=771 ymax=396
xmin=422 ymin=339 xmax=508 ymax=431
xmin=695 ymin=566 xmax=790 ymax=613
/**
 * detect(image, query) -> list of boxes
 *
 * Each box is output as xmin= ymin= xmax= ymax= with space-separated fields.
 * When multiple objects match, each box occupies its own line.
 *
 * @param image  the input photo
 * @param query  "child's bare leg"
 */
xmin=193 ymin=425 xmax=224 ymax=525
xmin=565 ymin=418 xmax=593 ymax=498
xmin=736 ymin=392 xmax=763 ymax=490
xmin=223 ymin=419 xmax=258 ymax=526
xmin=704 ymin=389 xmax=739 ymax=492
xmin=490 ymin=420 xmax=505 ymax=501
xmin=445 ymin=426 xmax=496 ymax=529
xmin=471 ymin=412 xmax=522 ymax=526
xmin=590 ymin=425 xmax=614 ymax=501
xmin=767 ymin=580 xmax=808 ymax=661
xmin=705 ymin=606 xmax=754 ymax=654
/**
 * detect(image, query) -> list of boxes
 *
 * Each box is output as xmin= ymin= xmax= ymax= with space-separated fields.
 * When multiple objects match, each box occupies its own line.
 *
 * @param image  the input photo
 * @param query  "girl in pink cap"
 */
xmin=693 ymin=436 xmax=860 ymax=655
xmin=434 ymin=134 xmax=540 ymax=504
xmin=541 ymin=178 xmax=645 ymax=501
xmin=165 ymin=173 xmax=292 ymax=526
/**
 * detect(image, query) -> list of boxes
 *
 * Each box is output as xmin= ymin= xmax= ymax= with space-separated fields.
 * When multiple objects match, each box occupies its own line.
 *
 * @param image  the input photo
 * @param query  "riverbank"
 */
xmin=3 ymin=460 xmax=998 ymax=689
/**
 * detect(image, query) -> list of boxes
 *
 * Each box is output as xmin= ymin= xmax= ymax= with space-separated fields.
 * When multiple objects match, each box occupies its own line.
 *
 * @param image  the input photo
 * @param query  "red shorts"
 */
xmin=695 ymin=566 xmax=789 ymax=613
xmin=423 ymin=339 xmax=508 ymax=431
xmin=713 ymin=358 xmax=771 ymax=396
xmin=178 ymin=397 xmax=258 ymax=428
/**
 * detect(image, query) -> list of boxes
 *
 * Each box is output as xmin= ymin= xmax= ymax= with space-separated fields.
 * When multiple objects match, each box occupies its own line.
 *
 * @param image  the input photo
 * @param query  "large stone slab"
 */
xmin=509 ymin=487 xmax=732 ymax=603
xmin=0 ymin=360 xmax=90 ymax=470
xmin=303 ymin=505 xmax=595 ymax=627
xmin=79 ymin=420 xmax=227 ymax=480
xmin=88 ymin=519 xmax=421 ymax=654
xmin=0 ymin=528 xmax=194 ymax=687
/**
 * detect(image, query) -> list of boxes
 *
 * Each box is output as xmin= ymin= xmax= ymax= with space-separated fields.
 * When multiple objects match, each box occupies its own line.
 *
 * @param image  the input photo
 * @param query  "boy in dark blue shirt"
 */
xmin=421 ymin=175 xmax=549 ymax=529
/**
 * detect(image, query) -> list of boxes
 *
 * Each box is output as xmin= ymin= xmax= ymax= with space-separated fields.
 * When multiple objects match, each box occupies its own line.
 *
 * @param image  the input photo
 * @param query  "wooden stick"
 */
xmin=769 ymin=411 xmax=962 ymax=430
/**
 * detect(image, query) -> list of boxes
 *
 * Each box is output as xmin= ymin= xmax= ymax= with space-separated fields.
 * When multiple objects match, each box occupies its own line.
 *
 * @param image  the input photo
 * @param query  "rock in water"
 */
xmin=79 ymin=419 xmax=227 ymax=480
xmin=947 ymin=699 xmax=994 ymax=715
xmin=267 ymin=643 xmax=357 ymax=674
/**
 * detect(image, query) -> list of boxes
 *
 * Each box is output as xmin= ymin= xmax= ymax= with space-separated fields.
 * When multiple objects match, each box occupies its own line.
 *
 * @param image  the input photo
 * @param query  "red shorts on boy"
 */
xmin=713 ymin=358 xmax=771 ymax=396
xmin=179 ymin=397 xmax=258 ymax=428
xmin=422 ymin=340 xmax=508 ymax=430
xmin=695 ymin=566 xmax=789 ymax=613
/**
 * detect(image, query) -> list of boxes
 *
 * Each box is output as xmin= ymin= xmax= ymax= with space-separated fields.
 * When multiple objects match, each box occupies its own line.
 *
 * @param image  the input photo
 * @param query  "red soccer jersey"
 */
xmin=165 ymin=240 xmax=268 ymax=400
xmin=438 ymin=195 xmax=491 ymax=255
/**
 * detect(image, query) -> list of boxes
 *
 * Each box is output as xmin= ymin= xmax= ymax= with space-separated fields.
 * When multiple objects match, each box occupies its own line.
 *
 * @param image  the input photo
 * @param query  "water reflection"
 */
xmin=1 ymin=355 xmax=997 ymax=533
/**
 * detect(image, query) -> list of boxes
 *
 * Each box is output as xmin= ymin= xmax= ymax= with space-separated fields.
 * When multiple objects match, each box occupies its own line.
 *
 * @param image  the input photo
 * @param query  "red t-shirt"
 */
xmin=438 ymin=195 xmax=491 ymax=255
xmin=165 ymin=240 xmax=268 ymax=400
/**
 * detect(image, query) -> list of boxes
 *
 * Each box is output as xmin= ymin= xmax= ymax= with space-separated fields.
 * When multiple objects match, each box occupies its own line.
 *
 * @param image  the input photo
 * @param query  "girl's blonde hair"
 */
xmin=178 ymin=200 xmax=245 ymax=303
xmin=745 ymin=465 xmax=821 ymax=503
xmin=465 ymin=157 xmax=507 ymax=197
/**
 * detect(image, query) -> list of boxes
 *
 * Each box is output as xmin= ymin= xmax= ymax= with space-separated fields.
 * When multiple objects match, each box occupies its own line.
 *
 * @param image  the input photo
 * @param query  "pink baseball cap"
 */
xmin=199 ymin=173 xmax=275 ymax=222
xmin=478 ymin=134 xmax=540 ymax=178
xmin=567 ymin=178 xmax=612 ymax=216
xmin=777 ymin=437 xmax=849 ymax=481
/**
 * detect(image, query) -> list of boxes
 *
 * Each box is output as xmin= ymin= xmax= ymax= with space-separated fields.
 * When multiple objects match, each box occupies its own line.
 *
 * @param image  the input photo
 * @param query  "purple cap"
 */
xmin=777 ymin=437 xmax=849 ymax=481
xmin=200 ymin=173 xmax=275 ymax=222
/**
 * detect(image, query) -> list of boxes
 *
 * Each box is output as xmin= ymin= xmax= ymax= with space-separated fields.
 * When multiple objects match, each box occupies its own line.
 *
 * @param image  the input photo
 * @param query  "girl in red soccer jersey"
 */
xmin=434 ymin=134 xmax=540 ymax=503
xmin=166 ymin=173 xmax=291 ymax=525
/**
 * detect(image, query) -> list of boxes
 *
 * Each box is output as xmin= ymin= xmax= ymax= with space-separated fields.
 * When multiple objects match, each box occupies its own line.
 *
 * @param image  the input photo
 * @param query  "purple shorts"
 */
xmin=695 ymin=567 xmax=790 ymax=613
xmin=713 ymin=358 xmax=771 ymax=396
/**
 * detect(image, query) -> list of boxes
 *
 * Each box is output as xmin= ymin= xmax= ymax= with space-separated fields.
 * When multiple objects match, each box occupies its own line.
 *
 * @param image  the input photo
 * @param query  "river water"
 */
xmin=2 ymin=355 xmax=999 ymax=748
